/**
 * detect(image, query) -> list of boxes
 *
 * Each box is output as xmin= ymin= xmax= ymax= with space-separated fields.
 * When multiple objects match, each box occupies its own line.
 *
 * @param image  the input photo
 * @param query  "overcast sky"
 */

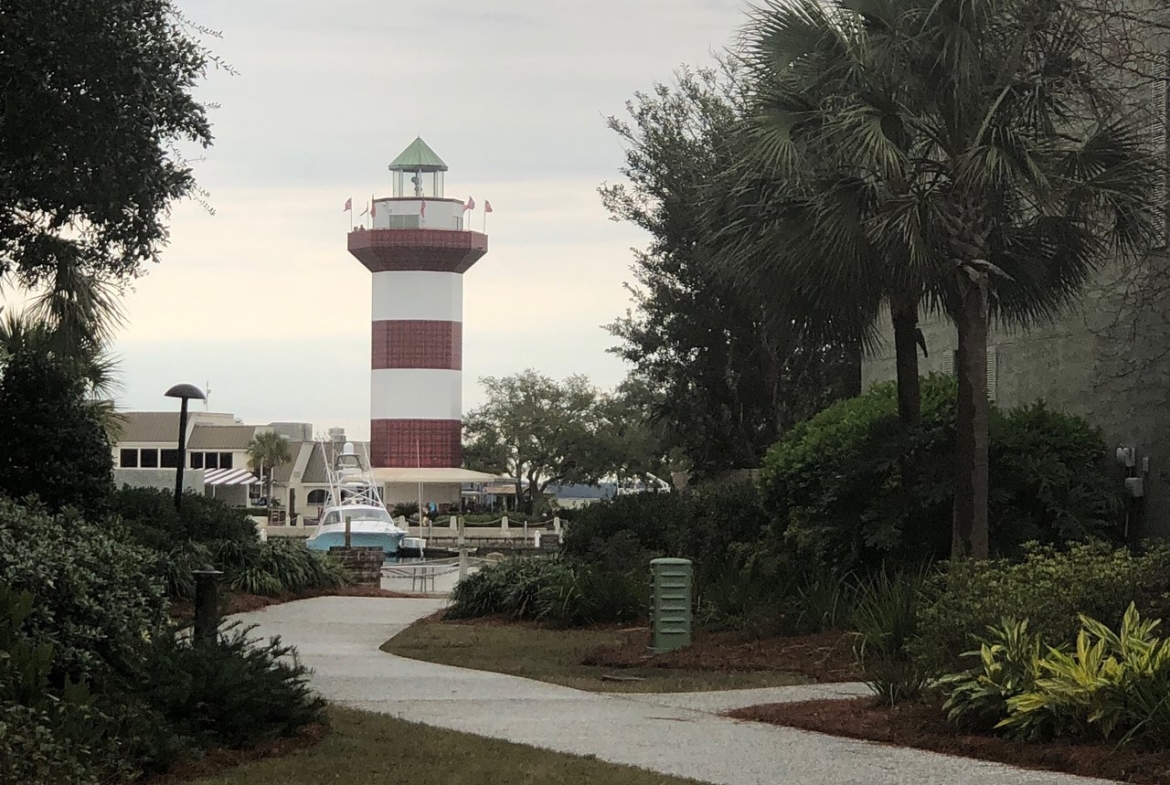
xmin=75 ymin=1 xmax=746 ymax=440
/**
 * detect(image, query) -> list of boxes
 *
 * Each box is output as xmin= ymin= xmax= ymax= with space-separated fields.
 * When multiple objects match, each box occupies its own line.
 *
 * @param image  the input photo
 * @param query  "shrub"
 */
xmin=913 ymin=542 xmax=1170 ymax=676
xmin=1002 ymin=604 xmax=1170 ymax=744
xmin=111 ymin=487 xmax=257 ymax=551
xmin=0 ymin=583 xmax=132 ymax=785
xmin=0 ymin=348 xmax=115 ymax=519
xmin=561 ymin=491 xmax=689 ymax=562
xmin=759 ymin=376 xmax=1121 ymax=572
xmin=942 ymin=605 xmax=1170 ymax=746
xmin=128 ymin=622 xmax=326 ymax=756
xmin=850 ymin=568 xmax=929 ymax=704
xmin=448 ymin=559 xmax=643 ymax=626
xmin=936 ymin=618 xmax=1043 ymax=732
xmin=0 ymin=498 xmax=167 ymax=686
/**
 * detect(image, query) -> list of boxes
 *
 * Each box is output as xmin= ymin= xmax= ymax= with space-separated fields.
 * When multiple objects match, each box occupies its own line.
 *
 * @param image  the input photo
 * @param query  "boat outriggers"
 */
xmin=305 ymin=441 xmax=406 ymax=556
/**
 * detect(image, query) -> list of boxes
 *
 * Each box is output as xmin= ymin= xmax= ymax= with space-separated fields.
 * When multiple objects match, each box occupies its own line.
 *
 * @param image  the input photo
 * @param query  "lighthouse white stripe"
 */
xmin=370 ymin=368 xmax=462 ymax=420
xmin=371 ymin=271 xmax=463 ymax=322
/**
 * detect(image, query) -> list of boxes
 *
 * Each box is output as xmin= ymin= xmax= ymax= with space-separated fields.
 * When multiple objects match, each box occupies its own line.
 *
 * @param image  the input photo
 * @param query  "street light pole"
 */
xmin=165 ymin=383 xmax=207 ymax=511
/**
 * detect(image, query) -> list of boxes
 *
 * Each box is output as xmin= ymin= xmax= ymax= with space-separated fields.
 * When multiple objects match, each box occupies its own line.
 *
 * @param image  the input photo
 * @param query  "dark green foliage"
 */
xmin=121 ymin=621 xmax=325 ymax=765
xmin=850 ymin=569 xmax=929 ymax=705
xmin=112 ymin=488 xmax=345 ymax=599
xmin=602 ymin=65 xmax=859 ymax=477
xmin=562 ymin=484 xmax=851 ymax=635
xmin=989 ymin=403 xmax=1122 ymax=551
xmin=760 ymin=376 xmax=1121 ymax=572
xmin=0 ymin=348 xmax=115 ymax=517
xmin=220 ymin=538 xmax=348 ymax=597
xmin=111 ymin=486 xmax=257 ymax=551
xmin=0 ymin=498 xmax=167 ymax=686
xmin=0 ymin=0 xmax=212 ymax=284
xmin=562 ymin=491 xmax=688 ymax=566
xmin=0 ymin=583 xmax=109 ymax=785
xmin=447 ymin=559 xmax=644 ymax=627
xmin=913 ymin=543 xmax=1170 ymax=676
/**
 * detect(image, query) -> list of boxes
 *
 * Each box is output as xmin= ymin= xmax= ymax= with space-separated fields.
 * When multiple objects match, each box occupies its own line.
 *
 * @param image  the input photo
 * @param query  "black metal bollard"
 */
xmin=192 ymin=567 xmax=223 ymax=647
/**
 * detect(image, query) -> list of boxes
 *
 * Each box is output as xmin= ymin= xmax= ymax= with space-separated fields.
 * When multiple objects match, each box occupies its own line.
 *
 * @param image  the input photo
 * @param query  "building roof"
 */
xmin=187 ymin=425 xmax=257 ymax=451
xmin=388 ymin=137 xmax=448 ymax=172
xmin=300 ymin=441 xmax=372 ymax=484
xmin=117 ymin=412 xmax=180 ymax=443
xmin=270 ymin=441 xmax=308 ymax=484
xmin=372 ymin=467 xmax=504 ymax=484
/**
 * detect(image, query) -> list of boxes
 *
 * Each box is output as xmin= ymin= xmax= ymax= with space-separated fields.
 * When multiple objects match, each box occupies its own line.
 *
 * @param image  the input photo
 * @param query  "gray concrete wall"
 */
xmin=861 ymin=262 xmax=1170 ymax=540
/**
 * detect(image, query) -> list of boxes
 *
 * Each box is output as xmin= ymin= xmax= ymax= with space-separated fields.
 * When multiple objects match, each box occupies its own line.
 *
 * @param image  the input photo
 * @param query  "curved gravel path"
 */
xmin=235 ymin=597 xmax=1116 ymax=785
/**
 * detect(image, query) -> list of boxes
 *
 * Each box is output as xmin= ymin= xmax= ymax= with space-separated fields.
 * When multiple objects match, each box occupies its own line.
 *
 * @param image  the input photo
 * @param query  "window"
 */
xmin=160 ymin=449 xmax=179 ymax=469
xmin=139 ymin=449 xmax=159 ymax=468
xmin=204 ymin=452 xmax=219 ymax=470
xmin=307 ymin=489 xmax=328 ymax=505
xmin=219 ymin=452 xmax=233 ymax=469
xmin=120 ymin=449 xmax=138 ymax=468
xmin=941 ymin=346 xmax=998 ymax=401
xmin=190 ymin=452 xmax=204 ymax=469
xmin=388 ymin=214 xmax=421 ymax=230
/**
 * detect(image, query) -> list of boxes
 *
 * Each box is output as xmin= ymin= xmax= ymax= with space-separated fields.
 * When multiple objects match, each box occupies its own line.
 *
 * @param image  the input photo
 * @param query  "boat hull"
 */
xmin=306 ymin=530 xmax=406 ymax=556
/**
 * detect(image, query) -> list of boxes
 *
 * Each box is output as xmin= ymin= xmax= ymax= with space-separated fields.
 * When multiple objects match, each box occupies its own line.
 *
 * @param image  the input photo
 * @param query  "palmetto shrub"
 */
xmin=850 ymin=568 xmax=929 ymax=705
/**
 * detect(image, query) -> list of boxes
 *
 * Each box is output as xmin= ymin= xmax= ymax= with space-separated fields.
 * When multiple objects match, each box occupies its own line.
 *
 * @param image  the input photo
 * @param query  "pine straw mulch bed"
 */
xmin=138 ymin=722 xmax=329 ymax=784
xmin=439 ymin=612 xmax=861 ymax=683
xmin=169 ymin=585 xmax=413 ymax=621
xmin=729 ymin=696 xmax=1170 ymax=784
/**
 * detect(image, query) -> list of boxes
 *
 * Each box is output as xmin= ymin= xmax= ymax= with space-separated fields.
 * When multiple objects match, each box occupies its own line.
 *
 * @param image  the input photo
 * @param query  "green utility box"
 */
xmin=649 ymin=557 xmax=692 ymax=653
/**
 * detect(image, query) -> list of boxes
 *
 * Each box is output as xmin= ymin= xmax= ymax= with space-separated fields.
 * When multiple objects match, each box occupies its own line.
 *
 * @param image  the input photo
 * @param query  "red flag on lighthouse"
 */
xmin=343 ymin=197 xmax=352 ymax=212
xmin=484 ymin=201 xmax=493 ymax=213
xmin=463 ymin=196 xmax=475 ymax=211
xmin=420 ymin=201 xmax=427 ymax=218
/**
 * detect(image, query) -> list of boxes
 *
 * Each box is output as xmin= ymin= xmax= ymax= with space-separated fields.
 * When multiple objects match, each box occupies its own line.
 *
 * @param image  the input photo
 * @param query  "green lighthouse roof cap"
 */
xmin=388 ymin=137 xmax=448 ymax=172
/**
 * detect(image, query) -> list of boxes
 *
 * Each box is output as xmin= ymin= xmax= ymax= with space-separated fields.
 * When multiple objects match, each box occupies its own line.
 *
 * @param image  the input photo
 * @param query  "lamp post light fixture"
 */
xmin=164 ymin=383 xmax=206 ymax=511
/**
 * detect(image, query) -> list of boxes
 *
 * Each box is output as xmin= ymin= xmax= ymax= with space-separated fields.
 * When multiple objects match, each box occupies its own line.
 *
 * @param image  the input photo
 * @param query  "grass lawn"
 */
xmin=381 ymin=619 xmax=811 ymax=692
xmin=185 ymin=706 xmax=702 ymax=785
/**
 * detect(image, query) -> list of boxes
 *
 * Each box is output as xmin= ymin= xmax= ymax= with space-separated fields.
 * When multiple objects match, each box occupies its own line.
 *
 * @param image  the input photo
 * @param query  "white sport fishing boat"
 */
xmin=305 ymin=441 xmax=406 ymax=556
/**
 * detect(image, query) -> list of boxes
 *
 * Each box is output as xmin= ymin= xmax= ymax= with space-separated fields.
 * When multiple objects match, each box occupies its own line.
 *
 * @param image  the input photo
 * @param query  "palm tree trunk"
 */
xmin=890 ymin=298 xmax=922 ymax=428
xmin=951 ymin=273 xmax=990 ymax=560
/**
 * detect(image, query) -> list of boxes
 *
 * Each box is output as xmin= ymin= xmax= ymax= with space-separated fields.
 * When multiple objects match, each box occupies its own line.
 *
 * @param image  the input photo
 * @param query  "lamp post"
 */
xmin=164 ymin=383 xmax=206 ymax=511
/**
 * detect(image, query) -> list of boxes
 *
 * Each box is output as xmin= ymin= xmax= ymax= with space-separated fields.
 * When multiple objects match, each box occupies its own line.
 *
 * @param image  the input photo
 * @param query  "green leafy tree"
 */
xmin=0 ymin=347 xmax=114 ymax=517
xmin=246 ymin=431 xmax=293 ymax=504
xmin=742 ymin=0 xmax=1159 ymax=558
xmin=464 ymin=371 xmax=611 ymax=512
xmin=1 ymin=0 xmax=214 ymax=287
xmin=602 ymin=64 xmax=859 ymax=478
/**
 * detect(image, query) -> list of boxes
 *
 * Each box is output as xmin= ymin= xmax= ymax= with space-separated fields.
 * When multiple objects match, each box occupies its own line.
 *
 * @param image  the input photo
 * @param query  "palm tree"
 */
xmin=247 ymin=430 xmax=293 ymax=505
xmin=0 ymin=259 xmax=126 ymax=439
xmin=740 ymin=0 xmax=1160 ymax=558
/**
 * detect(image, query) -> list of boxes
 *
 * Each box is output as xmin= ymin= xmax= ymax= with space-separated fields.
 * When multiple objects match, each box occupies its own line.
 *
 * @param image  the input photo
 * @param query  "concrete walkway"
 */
xmin=236 ymin=597 xmax=1116 ymax=785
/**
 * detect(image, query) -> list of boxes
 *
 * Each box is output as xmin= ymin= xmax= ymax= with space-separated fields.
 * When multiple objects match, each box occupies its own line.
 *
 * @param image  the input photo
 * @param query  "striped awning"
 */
xmin=203 ymin=468 xmax=261 ymax=486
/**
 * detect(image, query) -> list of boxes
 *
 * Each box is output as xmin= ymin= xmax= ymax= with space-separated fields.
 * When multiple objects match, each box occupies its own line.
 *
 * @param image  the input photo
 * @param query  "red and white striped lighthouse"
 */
xmin=347 ymin=138 xmax=487 ymax=469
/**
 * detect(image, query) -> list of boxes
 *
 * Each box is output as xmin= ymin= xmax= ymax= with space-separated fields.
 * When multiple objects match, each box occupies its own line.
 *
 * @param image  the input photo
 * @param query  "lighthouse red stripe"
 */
xmin=370 ymin=419 xmax=462 ymax=468
xmin=371 ymin=320 xmax=461 ymax=370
